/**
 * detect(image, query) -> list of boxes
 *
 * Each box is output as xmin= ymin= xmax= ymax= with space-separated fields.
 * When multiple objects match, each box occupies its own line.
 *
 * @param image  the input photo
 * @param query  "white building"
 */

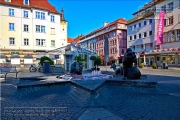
xmin=0 ymin=0 xmax=68 ymax=68
xmin=127 ymin=0 xmax=180 ymax=67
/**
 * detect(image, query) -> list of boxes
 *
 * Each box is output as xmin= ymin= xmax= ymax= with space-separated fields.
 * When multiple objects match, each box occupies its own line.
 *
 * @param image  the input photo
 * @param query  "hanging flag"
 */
xmin=156 ymin=11 xmax=165 ymax=44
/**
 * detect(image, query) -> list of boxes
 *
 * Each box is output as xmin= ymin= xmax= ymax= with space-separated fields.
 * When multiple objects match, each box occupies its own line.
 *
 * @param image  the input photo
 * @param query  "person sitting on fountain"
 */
xmin=122 ymin=48 xmax=141 ymax=80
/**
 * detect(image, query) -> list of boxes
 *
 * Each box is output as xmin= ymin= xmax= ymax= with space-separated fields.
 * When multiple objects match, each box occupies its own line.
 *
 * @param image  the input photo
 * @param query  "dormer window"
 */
xmin=5 ymin=0 xmax=11 ymax=2
xmin=24 ymin=0 xmax=29 ymax=5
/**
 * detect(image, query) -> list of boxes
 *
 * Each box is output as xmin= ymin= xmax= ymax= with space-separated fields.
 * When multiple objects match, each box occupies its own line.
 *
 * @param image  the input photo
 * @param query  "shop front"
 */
xmin=11 ymin=54 xmax=20 ymax=67
xmin=149 ymin=47 xmax=180 ymax=67
xmin=0 ymin=54 xmax=7 ymax=64
xmin=24 ymin=54 xmax=33 ymax=68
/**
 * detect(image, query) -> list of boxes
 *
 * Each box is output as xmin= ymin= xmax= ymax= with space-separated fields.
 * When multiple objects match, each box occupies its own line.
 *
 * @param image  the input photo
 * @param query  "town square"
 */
xmin=0 ymin=0 xmax=180 ymax=119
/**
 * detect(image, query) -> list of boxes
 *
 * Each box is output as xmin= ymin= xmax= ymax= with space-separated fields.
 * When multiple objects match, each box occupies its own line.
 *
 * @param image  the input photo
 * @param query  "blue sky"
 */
xmin=49 ymin=0 xmax=150 ymax=38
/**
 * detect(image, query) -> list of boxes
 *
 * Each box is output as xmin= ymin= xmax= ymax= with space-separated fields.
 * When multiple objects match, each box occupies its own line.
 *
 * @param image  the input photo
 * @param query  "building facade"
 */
xmin=78 ymin=18 xmax=127 ymax=69
xmin=0 ymin=0 xmax=68 ymax=68
xmin=127 ymin=0 xmax=180 ymax=67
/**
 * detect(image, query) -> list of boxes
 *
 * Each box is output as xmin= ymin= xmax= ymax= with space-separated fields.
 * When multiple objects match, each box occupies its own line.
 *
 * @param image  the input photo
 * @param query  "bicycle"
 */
xmin=29 ymin=64 xmax=41 ymax=72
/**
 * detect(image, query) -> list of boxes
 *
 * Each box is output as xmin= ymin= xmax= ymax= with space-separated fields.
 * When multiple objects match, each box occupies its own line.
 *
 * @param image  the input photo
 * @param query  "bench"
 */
xmin=0 ymin=66 xmax=18 ymax=80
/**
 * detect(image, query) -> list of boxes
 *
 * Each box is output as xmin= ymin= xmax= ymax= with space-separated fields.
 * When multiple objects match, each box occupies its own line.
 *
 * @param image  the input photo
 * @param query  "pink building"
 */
xmin=79 ymin=18 xmax=127 ymax=64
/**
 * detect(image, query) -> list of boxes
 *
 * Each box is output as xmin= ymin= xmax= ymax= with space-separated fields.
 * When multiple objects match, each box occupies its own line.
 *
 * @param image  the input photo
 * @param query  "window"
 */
xmin=36 ymin=25 xmax=45 ymax=32
xmin=41 ymin=26 xmax=45 ymax=33
xmin=177 ymin=30 xmax=180 ymax=41
xmin=130 ymin=26 xmax=132 ymax=31
xmin=163 ymin=33 xmax=167 ymax=43
xmin=134 ymin=35 xmax=136 ymax=40
xmin=144 ymin=32 xmax=147 ymax=38
xmin=5 ymin=0 xmax=11 ymax=2
xmin=168 ymin=2 xmax=173 ymax=11
xmin=9 ymin=38 xmax=15 ymax=45
xmin=36 ymin=12 xmax=40 ymax=19
xmin=169 ymin=16 xmax=173 ymax=25
xmin=167 ymin=32 xmax=171 ymax=42
xmin=24 ymin=11 xmax=28 ymax=18
xmin=24 ymin=25 xmax=29 ymax=32
xmin=9 ymin=9 xmax=14 ymax=16
xmin=170 ymin=31 xmax=175 ymax=42
xmin=51 ymin=28 xmax=55 ymax=34
xmin=9 ymin=23 xmax=14 ymax=30
xmin=24 ymin=0 xmax=29 ymax=5
xmin=161 ymin=5 xmax=166 ymax=12
xmin=51 ymin=40 xmax=55 ymax=47
xmin=149 ymin=19 xmax=152 ymax=24
xmin=41 ymin=13 xmax=45 ymax=19
xmin=149 ymin=31 xmax=152 ymax=36
xmin=139 ymin=34 xmax=141 ymax=39
xmin=144 ymin=21 xmax=147 ymax=25
xmin=36 ymin=39 xmax=46 ymax=46
xmin=164 ymin=19 xmax=167 ymax=26
xmin=24 ymin=38 xmax=29 ymax=45
xmin=130 ymin=36 xmax=132 ymax=41
xmin=139 ymin=22 xmax=141 ymax=27
xmin=134 ymin=24 xmax=136 ymax=29
xmin=51 ymin=15 xmax=55 ymax=22
xmin=36 ymin=25 xmax=40 ymax=32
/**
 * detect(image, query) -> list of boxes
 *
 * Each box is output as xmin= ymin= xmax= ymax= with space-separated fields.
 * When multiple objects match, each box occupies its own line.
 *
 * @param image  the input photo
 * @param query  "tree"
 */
xmin=90 ymin=55 xmax=96 ymax=67
xmin=94 ymin=56 xmax=102 ymax=68
xmin=39 ymin=56 xmax=54 ymax=66
xmin=74 ymin=55 xmax=85 ymax=65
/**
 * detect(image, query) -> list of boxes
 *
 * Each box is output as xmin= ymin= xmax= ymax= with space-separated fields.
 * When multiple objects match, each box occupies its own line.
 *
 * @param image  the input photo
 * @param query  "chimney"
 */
xmin=103 ymin=22 xmax=108 ymax=27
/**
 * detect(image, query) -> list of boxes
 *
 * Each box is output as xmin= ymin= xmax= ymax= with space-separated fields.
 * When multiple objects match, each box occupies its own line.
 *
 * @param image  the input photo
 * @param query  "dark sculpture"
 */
xmin=110 ymin=63 xmax=123 ymax=75
xmin=70 ymin=61 xmax=83 ymax=75
xmin=122 ymin=48 xmax=141 ymax=80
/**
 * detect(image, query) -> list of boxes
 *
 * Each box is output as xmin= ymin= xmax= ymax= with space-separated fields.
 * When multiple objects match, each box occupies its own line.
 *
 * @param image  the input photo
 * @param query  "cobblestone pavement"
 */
xmin=1 ymin=67 xmax=180 ymax=119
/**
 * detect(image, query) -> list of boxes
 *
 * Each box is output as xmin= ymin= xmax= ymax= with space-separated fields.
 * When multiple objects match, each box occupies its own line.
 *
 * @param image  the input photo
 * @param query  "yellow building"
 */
xmin=0 ymin=0 xmax=68 ymax=68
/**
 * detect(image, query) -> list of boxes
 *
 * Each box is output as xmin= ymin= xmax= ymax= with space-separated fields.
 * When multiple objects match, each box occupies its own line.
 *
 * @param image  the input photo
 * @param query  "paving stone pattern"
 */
xmin=1 ymin=68 xmax=180 ymax=119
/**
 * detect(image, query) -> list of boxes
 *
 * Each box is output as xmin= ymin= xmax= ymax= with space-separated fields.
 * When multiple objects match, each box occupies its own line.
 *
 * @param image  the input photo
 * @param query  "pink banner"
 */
xmin=156 ymin=11 xmax=165 ymax=44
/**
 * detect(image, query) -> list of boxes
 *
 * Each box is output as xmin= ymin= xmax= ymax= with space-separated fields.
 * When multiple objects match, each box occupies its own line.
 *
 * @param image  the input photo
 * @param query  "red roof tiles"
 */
xmin=67 ymin=38 xmax=74 ymax=43
xmin=0 ymin=0 xmax=59 ymax=14
xmin=68 ymin=35 xmax=84 ymax=43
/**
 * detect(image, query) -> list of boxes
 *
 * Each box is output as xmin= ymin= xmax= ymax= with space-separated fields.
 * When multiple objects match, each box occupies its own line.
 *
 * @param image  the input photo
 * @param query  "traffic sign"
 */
xmin=54 ymin=55 xmax=59 ymax=59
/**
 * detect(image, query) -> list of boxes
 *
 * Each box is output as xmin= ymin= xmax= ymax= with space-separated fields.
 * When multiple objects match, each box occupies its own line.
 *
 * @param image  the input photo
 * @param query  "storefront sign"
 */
xmin=10 ymin=52 xmax=19 ymax=55
xmin=156 ymin=11 xmax=165 ymax=44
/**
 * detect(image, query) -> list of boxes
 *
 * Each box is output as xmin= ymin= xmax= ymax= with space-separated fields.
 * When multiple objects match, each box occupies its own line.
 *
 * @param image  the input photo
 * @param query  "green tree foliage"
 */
xmin=39 ymin=56 xmax=54 ymax=66
xmin=74 ymin=55 xmax=85 ymax=65
xmin=90 ymin=56 xmax=96 ymax=61
xmin=94 ymin=56 xmax=102 ymax=67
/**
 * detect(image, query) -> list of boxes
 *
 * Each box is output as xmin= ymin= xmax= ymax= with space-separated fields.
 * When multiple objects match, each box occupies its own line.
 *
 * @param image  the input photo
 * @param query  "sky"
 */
xmin=49 ymin=0 xmax=151 ymax=38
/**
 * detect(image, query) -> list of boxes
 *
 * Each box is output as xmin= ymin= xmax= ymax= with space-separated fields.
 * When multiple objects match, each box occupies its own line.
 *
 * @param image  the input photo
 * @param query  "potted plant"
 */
xmin=138 ymin=63 xmax=144 ymax=68
xmin=40 ymin=56 xmax=54 ymax=66
xmin=74 ymin=55 xmax=85 ymax=75
xmin=94 ymin=56 xmax=102 ymax=71
xmin=152 ymin=63 xmax=157 ymax=69
xmin=90 ymin=55 xmax=97 ymax=71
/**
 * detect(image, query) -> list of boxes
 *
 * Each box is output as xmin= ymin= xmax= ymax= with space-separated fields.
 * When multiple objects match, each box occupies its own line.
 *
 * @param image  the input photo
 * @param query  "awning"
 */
xmin=11 ymin=55 xmax=20 ymax=58
xmin=36 ymin=55 xmax=45 ymax=58
xmin=150 ymin=47 xmax=180 ymax=53
xmin=0 ymin=54 xmax=7 ymax=58
xmin=118 ymin=56 xmax=123 ymax=59
xmin=24 ymin=54 xmax=33 ymax=58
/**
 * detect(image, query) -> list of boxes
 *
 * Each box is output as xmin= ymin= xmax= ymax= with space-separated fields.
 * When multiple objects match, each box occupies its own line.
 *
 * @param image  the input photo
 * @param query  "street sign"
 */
xmin=54 ymin=55 xmax=59 ymax=59
xmin=105 ymin=56 xmax=110 ymax=63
